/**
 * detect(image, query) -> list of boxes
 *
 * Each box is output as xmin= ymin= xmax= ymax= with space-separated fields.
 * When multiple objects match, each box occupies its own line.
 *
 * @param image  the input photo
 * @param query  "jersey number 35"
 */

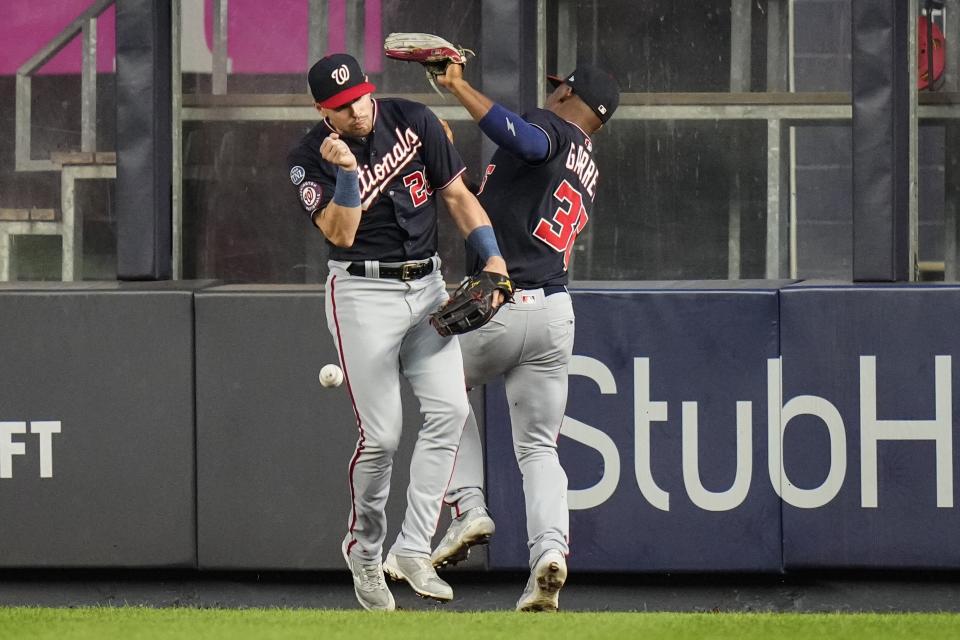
xmin=533 ymin=179 xmax=589 ymax=270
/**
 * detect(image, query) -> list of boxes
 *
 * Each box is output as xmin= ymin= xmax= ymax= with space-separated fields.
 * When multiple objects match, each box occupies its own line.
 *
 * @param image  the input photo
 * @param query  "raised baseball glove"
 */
xmin=430 ymin=271 xmax=514 ymax=337
xmin=384 ymin=32 xmax=475 ymax=92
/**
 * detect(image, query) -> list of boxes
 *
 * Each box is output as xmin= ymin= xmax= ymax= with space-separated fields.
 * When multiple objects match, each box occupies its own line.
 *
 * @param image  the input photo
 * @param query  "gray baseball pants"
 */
xmin=444 ymin=288 xmax=575 ymax=567
xmin=326 ymin=259 xmax=468 ymax=562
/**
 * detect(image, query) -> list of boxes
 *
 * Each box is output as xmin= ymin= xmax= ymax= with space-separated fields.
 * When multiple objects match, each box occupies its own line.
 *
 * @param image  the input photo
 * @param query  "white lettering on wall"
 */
xmin=767 ymin=358 xmax=847 ymax=509
xmin=682 ymin=400 xmax=753 ymax=511
xmin=859 ymin=355 xmax=952 ymax=508
xmin=0 ymin=422 xmax=27 ymax=479
xmin=0 ymin=421 xmax=61 ymax=479
xmin=30 ymin=421 xmax=61 ymax=479
xmin=634 ymin=358 xmax=670 ymax=511
xmin=560 ymin=356 xmax=621 ymax=510
xmin=560 ymin=355 xmax=953 ymax=512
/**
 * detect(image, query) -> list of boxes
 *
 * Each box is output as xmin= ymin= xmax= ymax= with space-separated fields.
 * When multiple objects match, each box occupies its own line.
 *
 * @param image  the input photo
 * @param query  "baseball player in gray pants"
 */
xmin=288 ymin=53 xmax=509 ymax=611
xmin=431 ymin=62 xmax=621 ymax=611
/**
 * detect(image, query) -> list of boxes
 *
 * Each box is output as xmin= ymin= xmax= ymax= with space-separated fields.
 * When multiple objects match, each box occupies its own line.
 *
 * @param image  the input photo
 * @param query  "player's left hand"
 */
xmin=320 ymin=133 xmax=358 ymax=171
xmin=433 ymin=61 xmax=465 ymax=90
xmin=429 ymin=269 xmax=515 ymax=337
xmin=483 ymin=256 xmax=509 ymax=308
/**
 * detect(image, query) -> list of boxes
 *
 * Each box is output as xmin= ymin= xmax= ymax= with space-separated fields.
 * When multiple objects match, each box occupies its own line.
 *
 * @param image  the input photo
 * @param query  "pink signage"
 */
xmin=3 ymin=0 xmax=382 ymax=76
xmin=4 ymin=1 xmax=116 ymax=74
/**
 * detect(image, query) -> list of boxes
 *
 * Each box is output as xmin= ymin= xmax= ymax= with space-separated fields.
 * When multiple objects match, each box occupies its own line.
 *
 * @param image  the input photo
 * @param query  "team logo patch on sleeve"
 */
xmin=290 ymin=165 xmax=306 ymax=185
xmin=299 ymin=181 xmax=322 ymax=212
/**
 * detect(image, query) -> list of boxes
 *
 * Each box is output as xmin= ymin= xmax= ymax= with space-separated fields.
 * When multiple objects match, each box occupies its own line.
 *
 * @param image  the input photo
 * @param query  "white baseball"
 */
xmin=319 ymin=364 xmax=344 ymax=388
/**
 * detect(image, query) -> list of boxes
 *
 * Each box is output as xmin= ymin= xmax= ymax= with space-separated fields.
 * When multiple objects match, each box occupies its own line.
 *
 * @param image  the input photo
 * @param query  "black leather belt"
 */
xmin=347 ymin=259 xmax=435 ymax=281
xmin=543 ymin=285 xmax=568 ymax=296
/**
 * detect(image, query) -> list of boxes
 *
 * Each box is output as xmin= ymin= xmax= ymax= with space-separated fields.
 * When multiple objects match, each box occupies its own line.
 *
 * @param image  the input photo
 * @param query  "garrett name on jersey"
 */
xmin=565 ymin=138 xmax=598 ymax=200
xmin=527 ymin=134 xmax=598 ymax=270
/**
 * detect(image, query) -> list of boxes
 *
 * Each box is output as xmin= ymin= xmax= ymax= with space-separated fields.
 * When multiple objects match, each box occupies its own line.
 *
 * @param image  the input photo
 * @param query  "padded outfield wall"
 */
xmin=0 ymin=281 xmax=958 ymax=572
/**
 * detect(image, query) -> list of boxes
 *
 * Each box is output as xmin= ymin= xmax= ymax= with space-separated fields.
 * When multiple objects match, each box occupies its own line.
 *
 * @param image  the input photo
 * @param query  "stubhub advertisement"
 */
xmin=485 ymin=284 xmax=960 ymax=572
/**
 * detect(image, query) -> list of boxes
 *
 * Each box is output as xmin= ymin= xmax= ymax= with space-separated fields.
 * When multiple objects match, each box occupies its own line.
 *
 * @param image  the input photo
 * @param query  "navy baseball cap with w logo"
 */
xmin=309 ymin=53 xmax=377 ymax=108
xmin=548 ymin=64 xmax=620 ymax=123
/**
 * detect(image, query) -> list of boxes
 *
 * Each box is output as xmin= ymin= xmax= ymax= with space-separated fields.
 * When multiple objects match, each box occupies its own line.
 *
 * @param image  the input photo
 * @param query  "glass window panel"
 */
xmin=918 ymin=2 xmax=956 ymax=282
xmin=793 ymin=125 xmax=852 ymax=280
xmin=793 ymin=0 xmax=851 ymax=92
xmin=176 ymin=0 xmax=871 ymax=283
xmin=1 ymin=3 xmax=116 ymax=282
xmin=546 ymin=0 xmax=855 ymax=281
xmin=918 ymin=125 xmax=945 ymax=281
xmin=77 ymin=178 xmax=117 ymax=279
xmin=545 ymin=0 xmax=770 ymax=93
xmin=180 ymin=0 xmax=482 ymax=283
xmin=571 ymin=120 xmax=767 ymax=280
xmin=9 ymin=236 xmax=63 ymax=281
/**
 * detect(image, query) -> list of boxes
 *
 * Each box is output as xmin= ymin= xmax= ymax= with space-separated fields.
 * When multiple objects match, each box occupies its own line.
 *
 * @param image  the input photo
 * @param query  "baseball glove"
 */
xmin=384 ymin=32 xmax=475 ymax=89
xmin=430 ymin=271 xmax=514 ymax=337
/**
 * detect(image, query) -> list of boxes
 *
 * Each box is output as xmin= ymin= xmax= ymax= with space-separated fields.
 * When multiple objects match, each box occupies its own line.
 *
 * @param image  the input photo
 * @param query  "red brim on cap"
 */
xmin=547 ymin=74 xmax=564 ymax=88
xmin=319 ymin=81 xmax=376 ymax=108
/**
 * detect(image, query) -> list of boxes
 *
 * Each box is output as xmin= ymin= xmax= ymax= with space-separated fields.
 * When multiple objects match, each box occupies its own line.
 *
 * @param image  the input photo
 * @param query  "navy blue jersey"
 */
xmin=287 ymin=98 xmax=466 ymax=262
xmin=466 ymin=109 xmax=599 ymax=289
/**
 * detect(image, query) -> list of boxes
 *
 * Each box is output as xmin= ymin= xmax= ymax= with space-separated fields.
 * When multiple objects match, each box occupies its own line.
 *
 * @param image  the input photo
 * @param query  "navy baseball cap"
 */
xmin=309 ymin=53 xmax=376 ymax=108
xmin=548 ymin=64 xmax=620 ymax=123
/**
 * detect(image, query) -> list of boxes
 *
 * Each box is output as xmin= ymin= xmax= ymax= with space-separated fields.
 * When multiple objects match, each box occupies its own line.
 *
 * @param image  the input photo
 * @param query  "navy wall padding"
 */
xmin=486 ymin=283 xmax=783 ymax=571
xmin=779 ymin=284 xmax=960 ymax=568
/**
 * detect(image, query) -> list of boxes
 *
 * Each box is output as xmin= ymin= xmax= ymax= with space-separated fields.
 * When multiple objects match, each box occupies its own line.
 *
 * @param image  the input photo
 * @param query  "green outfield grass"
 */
xmin=1 ymin=608 xmax=959 ymax=640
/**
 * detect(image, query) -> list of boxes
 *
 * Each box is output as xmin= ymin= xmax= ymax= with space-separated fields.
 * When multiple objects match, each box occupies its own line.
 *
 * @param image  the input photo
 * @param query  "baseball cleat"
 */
xmin=383 ymin=553 xmax=454 ymax=602
xmin=516 ymin=549 xmax=567 ymax=612
xmin=431 ymin=506 xmax=496 ymax=568
xmin=342 ymin=540 xmax=396 ymax=611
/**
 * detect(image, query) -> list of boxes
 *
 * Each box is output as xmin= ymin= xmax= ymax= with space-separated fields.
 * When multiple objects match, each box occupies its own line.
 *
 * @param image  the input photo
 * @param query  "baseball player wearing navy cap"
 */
xmin=431 ymin=62 xmax=620 ymax=611
xmin=287 ymin=53 xmax=509 ymax=611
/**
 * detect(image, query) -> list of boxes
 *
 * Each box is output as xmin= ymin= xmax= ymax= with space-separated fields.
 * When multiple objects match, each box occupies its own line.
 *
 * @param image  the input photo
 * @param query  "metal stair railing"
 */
xmin=15 ymin=0 xmax=114 ymax=172
xmin=8 ymin=0 xmax=115 ymax=281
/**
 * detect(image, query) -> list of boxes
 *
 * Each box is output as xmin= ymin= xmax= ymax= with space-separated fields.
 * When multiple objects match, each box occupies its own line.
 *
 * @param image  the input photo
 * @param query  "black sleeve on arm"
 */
xmin=287 ymin=141 xmax=336 ymax=219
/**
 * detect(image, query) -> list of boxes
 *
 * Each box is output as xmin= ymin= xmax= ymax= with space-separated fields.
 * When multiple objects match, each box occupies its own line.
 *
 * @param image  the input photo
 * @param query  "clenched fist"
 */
xmin=320 ymin=133 xmax=358 ymax=171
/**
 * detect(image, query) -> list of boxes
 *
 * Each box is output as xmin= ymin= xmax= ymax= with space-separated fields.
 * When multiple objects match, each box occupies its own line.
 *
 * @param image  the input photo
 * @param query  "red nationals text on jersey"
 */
xmin=358 ymin=127 xmax=422 ymax=209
